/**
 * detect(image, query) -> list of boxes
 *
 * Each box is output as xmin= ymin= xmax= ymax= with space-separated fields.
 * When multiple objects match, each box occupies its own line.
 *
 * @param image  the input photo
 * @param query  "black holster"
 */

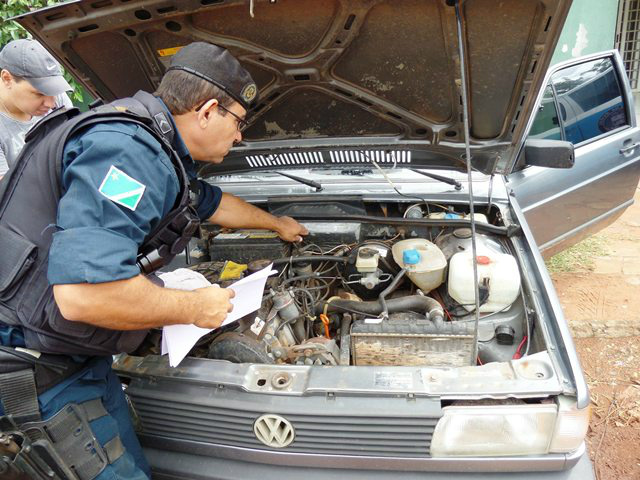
xmin=0 ymin=349 xmax=124 ymax=480
xmin=0 ymin=415 xmax=78 ymax=480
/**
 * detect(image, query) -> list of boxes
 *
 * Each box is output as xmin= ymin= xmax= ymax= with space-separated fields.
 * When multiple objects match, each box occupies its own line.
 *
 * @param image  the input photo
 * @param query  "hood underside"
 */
xmin=16 ymin=0 xmax=571 ymax=174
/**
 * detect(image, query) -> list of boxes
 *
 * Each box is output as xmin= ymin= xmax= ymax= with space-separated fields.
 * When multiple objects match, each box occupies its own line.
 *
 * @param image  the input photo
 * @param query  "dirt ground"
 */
xmin=549 ymin=186 xmax=640 ymax=480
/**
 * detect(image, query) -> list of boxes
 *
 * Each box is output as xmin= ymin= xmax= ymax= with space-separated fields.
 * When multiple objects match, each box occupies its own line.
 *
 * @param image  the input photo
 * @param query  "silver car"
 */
xmin=17 ymin=0 xmax=640 ymax=479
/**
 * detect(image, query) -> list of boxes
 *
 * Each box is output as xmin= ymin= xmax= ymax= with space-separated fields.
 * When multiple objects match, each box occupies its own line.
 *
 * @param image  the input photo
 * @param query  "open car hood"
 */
xmin=15 ymin=0 xmax=571 ymax=174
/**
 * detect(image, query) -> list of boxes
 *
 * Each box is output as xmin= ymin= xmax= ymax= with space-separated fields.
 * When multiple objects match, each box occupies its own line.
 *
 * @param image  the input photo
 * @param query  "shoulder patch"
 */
xmin=153 ymin=112 xmax=172 ymax=134
xmin=98 ymin=165 xmax=146 ymax=211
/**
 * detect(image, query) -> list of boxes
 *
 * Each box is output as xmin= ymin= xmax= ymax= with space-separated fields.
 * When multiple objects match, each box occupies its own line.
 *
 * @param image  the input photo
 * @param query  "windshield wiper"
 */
xmin=409 ymin=168 xmax=462 ymax=190
xmin=276 ymin=171 xmax=323 ymax=192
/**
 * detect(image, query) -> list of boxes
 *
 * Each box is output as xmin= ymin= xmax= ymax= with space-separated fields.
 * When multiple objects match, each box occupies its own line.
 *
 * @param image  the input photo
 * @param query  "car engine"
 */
xmin=149 ymin=200 xmax=532 ymax=368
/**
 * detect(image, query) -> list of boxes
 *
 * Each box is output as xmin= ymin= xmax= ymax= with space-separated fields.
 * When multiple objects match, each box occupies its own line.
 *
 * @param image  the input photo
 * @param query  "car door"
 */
xmin=508 ymin=50 xmax=640 ymax=258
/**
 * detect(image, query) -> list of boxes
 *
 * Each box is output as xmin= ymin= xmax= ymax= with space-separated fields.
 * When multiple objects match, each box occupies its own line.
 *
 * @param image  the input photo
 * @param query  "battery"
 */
xmin=208 ymin=229 xmax=290 ymax=264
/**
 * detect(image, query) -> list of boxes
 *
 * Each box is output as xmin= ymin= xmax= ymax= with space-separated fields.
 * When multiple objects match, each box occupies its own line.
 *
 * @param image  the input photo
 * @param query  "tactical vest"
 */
xmin=0 ymin=91 xmax=200 ymax=356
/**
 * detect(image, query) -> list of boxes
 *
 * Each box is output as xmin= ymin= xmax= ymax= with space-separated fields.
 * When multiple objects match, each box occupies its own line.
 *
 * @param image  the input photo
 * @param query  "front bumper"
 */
xmin=144 ymin=440 xmax=594 ymax=480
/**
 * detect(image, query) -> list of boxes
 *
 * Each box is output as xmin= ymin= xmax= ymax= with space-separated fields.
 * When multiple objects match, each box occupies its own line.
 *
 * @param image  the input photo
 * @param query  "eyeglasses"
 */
xmin=217 ymin=103 xmax=249 ymax=132
xmin=196 ymin=100 xmax=248 ymax=132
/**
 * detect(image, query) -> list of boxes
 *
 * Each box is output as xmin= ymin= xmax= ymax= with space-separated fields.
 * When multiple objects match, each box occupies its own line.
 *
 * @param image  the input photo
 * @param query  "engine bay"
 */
xmin=143 ymin=198 xmax=536 ymax=368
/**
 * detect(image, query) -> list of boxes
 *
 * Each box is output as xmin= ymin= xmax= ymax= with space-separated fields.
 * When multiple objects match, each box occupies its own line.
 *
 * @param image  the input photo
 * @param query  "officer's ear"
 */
xmin=196 ymin=98 xmax=218 ymax=126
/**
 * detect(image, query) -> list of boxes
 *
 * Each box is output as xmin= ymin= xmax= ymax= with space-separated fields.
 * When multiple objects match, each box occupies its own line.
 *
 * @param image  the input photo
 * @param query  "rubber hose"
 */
xmin=379 ymin=269 xmax=407 ymax=318
xmin=319 ymin=295 xmax=444 ymax=321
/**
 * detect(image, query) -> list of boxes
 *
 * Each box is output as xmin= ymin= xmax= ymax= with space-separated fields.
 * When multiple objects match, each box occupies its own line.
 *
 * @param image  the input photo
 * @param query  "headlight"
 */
xmin=430 ymin=404 xmax=557 ymax=457
xmin=549 ymin=396 xmax=590 ymax=453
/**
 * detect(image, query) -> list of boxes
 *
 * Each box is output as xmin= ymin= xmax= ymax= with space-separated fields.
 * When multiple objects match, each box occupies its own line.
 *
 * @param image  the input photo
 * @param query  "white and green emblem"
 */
xmin=98 ymin=165 xmax=146 ymax=211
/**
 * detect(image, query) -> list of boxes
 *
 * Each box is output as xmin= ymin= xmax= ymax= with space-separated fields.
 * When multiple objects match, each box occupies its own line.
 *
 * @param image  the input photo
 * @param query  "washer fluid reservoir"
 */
xmin=391 ymin=239 xmax=447 ymax=292
xmin=448 ymin=249 xmax=521 ymax=312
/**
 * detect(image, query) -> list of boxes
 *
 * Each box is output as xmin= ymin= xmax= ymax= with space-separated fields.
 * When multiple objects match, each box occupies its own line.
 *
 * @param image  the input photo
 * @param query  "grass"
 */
xmin=545 ymin=235 xmax=609 ymax=274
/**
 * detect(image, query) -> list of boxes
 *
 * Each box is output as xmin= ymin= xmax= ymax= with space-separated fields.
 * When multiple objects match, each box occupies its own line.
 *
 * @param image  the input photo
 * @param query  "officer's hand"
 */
xmin=193 ymin=285 xmax=235 ymax=329
xmin=275 ymin=216 xmax=309 ymax=242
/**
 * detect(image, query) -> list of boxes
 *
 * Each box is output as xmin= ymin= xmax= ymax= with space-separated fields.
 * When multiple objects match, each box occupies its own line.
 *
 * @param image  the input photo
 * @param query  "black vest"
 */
xmin=0 ymin=91 xmax=199 ymax=356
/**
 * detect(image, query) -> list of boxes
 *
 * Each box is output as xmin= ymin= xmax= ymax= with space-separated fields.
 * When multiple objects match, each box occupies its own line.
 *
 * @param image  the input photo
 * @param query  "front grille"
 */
xmin=129 ymin=396 xmax=436 ymax=457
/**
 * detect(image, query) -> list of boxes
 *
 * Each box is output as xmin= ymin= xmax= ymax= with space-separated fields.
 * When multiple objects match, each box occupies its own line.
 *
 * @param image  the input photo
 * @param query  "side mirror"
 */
xmin=524 ymin=139 xmax=574 ymax=168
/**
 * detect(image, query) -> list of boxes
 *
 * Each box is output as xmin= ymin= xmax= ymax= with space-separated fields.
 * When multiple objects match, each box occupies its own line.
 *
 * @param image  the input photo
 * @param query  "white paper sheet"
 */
xmin=159 ymin=264 xmax=276 ymax=367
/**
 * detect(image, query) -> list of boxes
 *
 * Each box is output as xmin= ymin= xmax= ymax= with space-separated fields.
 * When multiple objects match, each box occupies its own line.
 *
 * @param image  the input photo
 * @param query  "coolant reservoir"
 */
xmin=448 ymin=249 xmax=521 ymax=312
xmin=391 ymin=239 xmax=447 ymax=292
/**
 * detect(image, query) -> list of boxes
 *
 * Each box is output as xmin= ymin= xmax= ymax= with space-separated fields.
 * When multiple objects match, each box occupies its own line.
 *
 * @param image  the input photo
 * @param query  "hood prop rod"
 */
xmin=453 ymin=0 xmax=481 ymax=365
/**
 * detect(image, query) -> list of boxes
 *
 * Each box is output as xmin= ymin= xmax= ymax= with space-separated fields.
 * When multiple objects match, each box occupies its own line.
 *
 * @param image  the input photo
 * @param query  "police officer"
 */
xmin=0 ymin=42 xmax=307 ymax=479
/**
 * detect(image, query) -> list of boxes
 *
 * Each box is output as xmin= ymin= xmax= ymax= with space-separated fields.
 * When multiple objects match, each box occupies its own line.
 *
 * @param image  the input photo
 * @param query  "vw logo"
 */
xmin=253 ymin=414 xmax=295 ymax=448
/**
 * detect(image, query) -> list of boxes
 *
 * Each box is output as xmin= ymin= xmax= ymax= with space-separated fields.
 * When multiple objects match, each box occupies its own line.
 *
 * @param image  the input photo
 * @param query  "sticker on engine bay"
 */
xmin=157 ymin=46 xmax=184 ymax=57
xmin=215 ymin=233 xmax=248 ymax=240
xmin=246 ymin=232 xmax=278 ymax=239
xmin=364 ymin=317 xmax=383 ymax=324
xmin=374 ymin=372 xmax=414 ymax=389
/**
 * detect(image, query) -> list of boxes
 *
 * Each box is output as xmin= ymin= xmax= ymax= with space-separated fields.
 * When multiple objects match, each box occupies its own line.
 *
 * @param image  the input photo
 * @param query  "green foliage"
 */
xmin=545 ymin=235 xmax=608 ymax=274
xmin=0 ymin=0 xmax=84 ymax=103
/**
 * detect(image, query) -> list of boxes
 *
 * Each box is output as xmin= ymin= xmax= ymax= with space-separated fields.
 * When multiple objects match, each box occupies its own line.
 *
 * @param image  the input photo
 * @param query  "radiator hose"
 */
xmin=319 ymin=295 xmax=444 ymax=325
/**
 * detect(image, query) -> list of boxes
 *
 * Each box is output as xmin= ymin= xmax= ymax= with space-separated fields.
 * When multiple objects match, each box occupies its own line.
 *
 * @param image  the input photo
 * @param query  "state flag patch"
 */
xmin=98 ymin=165 xmax=146 ymax=211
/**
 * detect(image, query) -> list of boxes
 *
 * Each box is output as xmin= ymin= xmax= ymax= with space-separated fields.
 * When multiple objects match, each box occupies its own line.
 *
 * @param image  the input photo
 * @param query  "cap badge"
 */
xmin=241 ymin=83 xmax=257 ymax=103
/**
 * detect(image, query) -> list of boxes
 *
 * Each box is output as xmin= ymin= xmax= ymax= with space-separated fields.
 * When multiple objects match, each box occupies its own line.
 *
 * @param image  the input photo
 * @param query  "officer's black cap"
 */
xmin=167 ymin=42 xmax=258 ymax=111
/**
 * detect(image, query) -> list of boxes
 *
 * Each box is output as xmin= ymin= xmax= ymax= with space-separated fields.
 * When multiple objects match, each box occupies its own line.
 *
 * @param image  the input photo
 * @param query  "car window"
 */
xmin=550 ymin=57 xmax=628 ymax=144
xmin=529 ymin=85 xmax=562 ymax=140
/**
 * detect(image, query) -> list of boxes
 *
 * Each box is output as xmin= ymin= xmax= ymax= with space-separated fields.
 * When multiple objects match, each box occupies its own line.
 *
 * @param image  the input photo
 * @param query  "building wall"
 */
xmin=551 ymin=0 xmax=619 ymax=65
